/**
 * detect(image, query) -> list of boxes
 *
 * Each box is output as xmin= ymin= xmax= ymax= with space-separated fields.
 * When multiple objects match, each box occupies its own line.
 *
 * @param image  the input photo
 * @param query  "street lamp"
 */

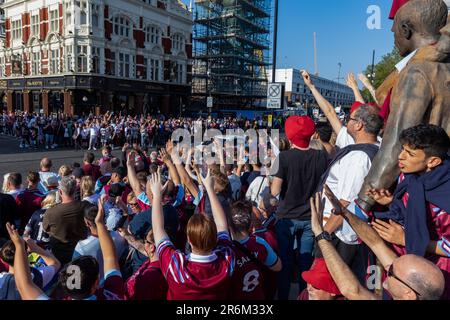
xmin=335 ymin=62 xmax=342 ymax=107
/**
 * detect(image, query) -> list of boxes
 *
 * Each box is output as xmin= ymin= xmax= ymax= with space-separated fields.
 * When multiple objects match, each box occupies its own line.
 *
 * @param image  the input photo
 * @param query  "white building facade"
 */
xmin=268 ymin=68 xmax=355 ymax=109
xmin=0 ymin=0 xmax=193 ymax=115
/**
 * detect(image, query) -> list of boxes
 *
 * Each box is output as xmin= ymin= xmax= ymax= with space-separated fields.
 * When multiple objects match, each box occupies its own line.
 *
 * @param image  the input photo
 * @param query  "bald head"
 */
xmin=396 ymin=255 xmax=445 ymax=300
xmin=40 ymin=157 xmax=52 ymax=171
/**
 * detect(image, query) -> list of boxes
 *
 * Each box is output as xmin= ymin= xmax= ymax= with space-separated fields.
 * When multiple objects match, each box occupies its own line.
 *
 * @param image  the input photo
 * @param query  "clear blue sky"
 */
xmin=184 ymin=0 xmax=395 ymax=81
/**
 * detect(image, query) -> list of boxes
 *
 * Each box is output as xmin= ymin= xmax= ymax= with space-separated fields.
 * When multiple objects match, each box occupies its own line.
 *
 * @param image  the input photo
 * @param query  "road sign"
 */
xmin=207 ymin=96 xmax=213 ymax=109
xmin=267 ymin=83 xmax=283 ymax=109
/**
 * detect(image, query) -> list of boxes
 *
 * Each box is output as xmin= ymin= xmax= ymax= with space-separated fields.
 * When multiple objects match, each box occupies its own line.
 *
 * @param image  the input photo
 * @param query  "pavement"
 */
xmin=0 ymin=134 xmax=123 ymax=178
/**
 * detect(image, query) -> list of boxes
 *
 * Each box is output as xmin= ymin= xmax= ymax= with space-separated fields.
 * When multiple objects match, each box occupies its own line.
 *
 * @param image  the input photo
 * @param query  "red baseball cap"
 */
xmin=285 ymin=116 xmax=315 ymax=148
xmin=302 ymin=258 xmax=341 ymax=296
xmin=389 ymin=0 xmax=409 ymax=19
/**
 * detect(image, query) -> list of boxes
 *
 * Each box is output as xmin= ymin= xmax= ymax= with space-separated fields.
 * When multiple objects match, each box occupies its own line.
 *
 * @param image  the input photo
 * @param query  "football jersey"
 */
xmin=157 ymin=231 xmax=235 ymax=300
xmin=228 ymin=235 xmax=278 ymax=300
xmin=15 ymin=189 xmax=45 ymax=231
xmin=125 ymin=260 xmax=168 ymax=300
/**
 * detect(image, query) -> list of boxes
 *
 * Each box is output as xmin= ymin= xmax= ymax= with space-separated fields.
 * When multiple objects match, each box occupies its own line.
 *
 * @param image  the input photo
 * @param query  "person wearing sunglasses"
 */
xmin=309 ymin=185 xmax=445 ymax=300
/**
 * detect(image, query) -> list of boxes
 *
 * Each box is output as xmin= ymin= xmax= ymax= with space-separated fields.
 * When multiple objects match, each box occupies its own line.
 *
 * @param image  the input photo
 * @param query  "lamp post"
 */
xmin=335 ymin=62 xmax=342 ymax=107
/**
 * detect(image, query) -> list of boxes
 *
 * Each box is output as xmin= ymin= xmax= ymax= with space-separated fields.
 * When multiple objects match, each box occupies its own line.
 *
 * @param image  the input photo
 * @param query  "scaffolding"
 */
xmin=192 ymin=0 xmax=272 ymax=110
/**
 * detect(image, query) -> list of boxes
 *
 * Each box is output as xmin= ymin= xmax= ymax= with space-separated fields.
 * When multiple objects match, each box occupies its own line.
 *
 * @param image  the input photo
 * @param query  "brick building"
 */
xmin=0 ymin=0 xmax=193 ymax=116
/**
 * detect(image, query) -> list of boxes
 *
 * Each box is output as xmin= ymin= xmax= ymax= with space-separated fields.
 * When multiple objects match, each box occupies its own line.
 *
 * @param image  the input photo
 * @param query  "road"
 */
xmin=0 ymin=134 xmax=123 ymax=179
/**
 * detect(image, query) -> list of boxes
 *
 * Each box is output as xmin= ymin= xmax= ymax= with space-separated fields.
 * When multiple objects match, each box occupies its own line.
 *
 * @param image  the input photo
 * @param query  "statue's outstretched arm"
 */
xmin=357 ymin=67 xmax=432 ymax=210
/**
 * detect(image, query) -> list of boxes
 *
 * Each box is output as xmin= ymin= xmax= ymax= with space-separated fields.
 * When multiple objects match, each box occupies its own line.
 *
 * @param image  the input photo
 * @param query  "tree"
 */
xmin=362 ymin=48 xmax=402 ymax=103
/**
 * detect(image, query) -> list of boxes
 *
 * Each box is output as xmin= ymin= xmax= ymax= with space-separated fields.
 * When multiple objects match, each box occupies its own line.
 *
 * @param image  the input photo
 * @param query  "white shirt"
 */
xmin=246 ymin=176 xmax=269 ymax=205
xmin=395 ymin=49 xmax=417 ymax=72
xmin=73 ymin=232 xmax=127 ymax=280
xmin=323 ymin=127 xmax=379 ymax=245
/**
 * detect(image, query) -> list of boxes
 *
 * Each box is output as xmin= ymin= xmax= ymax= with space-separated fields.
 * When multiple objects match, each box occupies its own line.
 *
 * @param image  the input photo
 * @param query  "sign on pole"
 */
xmin=267 ymin=83 xmax=283 ymax=109
xmin=207 ymin=96 xmax=213 ymax=109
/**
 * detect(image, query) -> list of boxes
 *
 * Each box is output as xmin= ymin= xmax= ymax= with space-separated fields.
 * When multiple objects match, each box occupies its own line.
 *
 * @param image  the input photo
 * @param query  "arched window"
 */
xmin=145 ymin=25 xmax=161 ymax=45
xmin=77 ymin=45 xmax=88 ymax=72
xmin=114 ymin=16 xmax=131 ymax=38
xmin=172 ymin=33 xmax=185 ymax=52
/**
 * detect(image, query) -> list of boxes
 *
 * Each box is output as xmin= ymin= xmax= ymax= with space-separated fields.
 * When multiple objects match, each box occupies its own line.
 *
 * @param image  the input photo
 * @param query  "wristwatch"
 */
xmin=315 ymin=231 xmax=332 ymax=242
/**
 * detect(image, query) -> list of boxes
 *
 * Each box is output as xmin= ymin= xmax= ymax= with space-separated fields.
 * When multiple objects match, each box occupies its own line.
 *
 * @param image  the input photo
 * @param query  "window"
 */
xmin=11 ymin=20 xmax=22 ymax=40
xmin=110 ymin=51 xmax=116 ymax=75
xmin=91 ymin=47 xmax=100 ymax=73
xmin=66 ymin=45 xmax=73 ymax=71
xmin=91 ymin=4 xmax=99 ymax=27
xmin=49 ymin=9 xmax=59 ymax=32
xmin=76 ymin=0 xmax=87 ymax=25
xmin=146 ymin=26 xmax=161 ymax=44
xmin=119 ymin=53 xmax=130 ymax=78
xmin=31 ymin=15 xmax=39 ymax=36
xmin=31 ymin=52 xmax=40 ymax=75
xmin=0 ymin=57 xmax=4 ymax=77
xmin=66 ymin=2 xmax=72 ymax=24
xmin=50 ymin=49 xmax=59 ymax=74
xmin=77 ymin=45 xmax=88 ymax=72
xmin=141 ymin=58 xmax=147 ymax=80
xmin=114 ymin=16 xmax=131 ymax=38
xmin=149 ymin=59 xmax=160 ymax=81
xmin=175 ymin=63 xmax=184 ymax=83
xmin=172 ymin=34 xmax=185 ymax=52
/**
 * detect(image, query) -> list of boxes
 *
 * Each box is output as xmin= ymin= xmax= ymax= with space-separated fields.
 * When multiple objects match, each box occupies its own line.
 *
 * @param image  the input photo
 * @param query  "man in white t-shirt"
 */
xmin=302 ymin=70 xmax=384 ymax=283
xmin=88 ymin=123 xmax=99 ymax=151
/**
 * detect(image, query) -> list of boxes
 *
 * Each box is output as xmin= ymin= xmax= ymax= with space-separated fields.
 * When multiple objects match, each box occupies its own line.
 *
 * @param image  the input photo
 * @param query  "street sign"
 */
xmin=207 ymin=96 xmax=213 ymax=109
xmin=267 ymin=83 xmax=283 ymax=109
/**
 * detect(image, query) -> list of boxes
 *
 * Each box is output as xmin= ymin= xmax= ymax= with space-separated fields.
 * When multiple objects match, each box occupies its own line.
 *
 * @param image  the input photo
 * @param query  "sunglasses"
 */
xmin=128 ymin=202 xmax=140 ymax=207
xmin=387 ymin=263 xmax=421 ymax=298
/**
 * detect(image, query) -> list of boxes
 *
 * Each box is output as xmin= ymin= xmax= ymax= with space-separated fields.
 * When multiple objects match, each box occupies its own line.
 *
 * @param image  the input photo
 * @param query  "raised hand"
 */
xmin=301 ymin=70 xmax=313 ymax=88
xmin=96 ymin=194 xmax=107 ymax=225
xmin=166 ymin=139 xmax=174 ymax=156
xmin=148 ymin=171 xmax=163 ymax=199
xmin=310 ymin=192 xmax=325 ymax=236
xmin=159 ymin=148 xmax=171 ymax=164
xmin=127 ymin=151 xmax=136 ymax=167
xmin=358 ymin=73 xmax=372 ymax=87
xmin=366 ymin=188 xmax=393 ymax=206
xmin=346 ymin=72 xmax=358 ymax=89
xmin=200 ymin=168 xmax=214 ymax=192
xmin=6 ymin=223 xmax=24 ymax=247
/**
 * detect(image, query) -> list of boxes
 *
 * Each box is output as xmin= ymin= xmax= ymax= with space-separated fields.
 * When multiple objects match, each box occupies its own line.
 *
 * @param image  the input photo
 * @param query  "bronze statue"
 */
xmin=358 ymin=0 xmax=450 ymax=210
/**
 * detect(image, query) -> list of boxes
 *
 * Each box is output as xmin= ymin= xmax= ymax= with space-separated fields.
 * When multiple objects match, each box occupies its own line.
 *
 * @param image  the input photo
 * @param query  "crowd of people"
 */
xmin=0 ymin=111 xmax=284 ymax=151
xmin=0 ymin=74 xmax=449 ymax=300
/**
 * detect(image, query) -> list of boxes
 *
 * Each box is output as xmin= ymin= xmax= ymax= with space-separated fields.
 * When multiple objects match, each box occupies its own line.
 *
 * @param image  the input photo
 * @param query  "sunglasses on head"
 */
xmin=387 ymin=263 xmax=421 ymax=298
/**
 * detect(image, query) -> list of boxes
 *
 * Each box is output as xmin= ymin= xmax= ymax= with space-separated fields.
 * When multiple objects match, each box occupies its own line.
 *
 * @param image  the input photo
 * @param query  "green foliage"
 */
xmin=364 ymin=48 xmax=402 ymax=90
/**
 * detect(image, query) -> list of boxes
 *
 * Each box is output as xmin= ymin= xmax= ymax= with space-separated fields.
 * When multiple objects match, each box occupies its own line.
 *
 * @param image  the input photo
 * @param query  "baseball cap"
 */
xmin=301 ymin=258 xmax=341 ymax=296
xmin=128 ymin=205 xmax=179 ymax=242
xmin=285 ymin=116 xmax=316 ymax=148
xmin=72 ymin=167 xmax=84 ymax=179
